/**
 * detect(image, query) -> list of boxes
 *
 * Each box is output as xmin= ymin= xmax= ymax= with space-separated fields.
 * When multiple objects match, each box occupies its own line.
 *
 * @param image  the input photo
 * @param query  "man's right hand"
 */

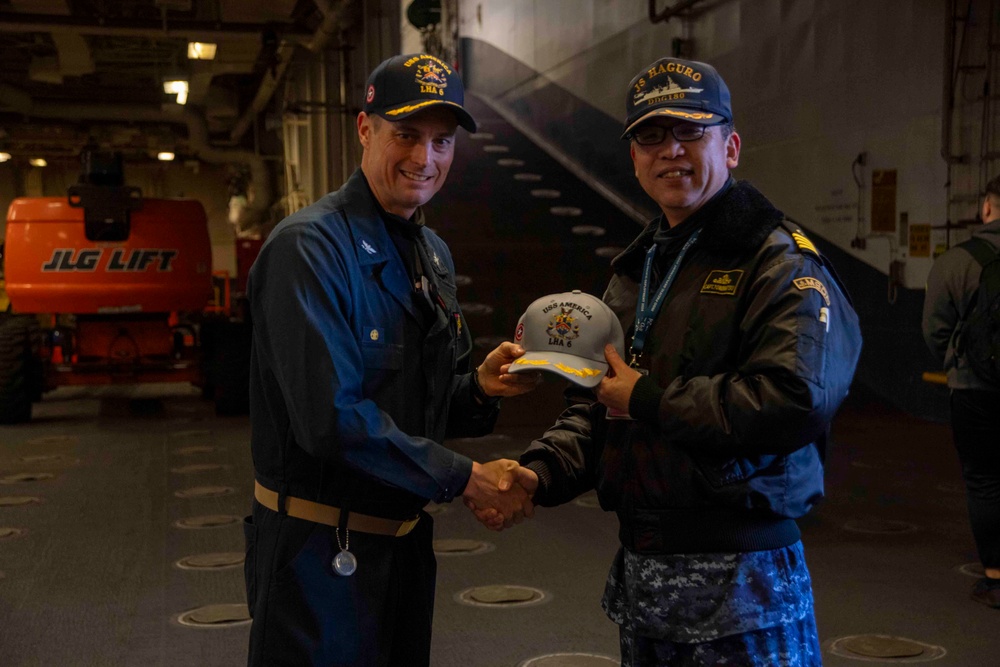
xmin=461 ymin=459 xmax=535 ymax=531
xmin=464 ymin=463 xmax=539 ymax=531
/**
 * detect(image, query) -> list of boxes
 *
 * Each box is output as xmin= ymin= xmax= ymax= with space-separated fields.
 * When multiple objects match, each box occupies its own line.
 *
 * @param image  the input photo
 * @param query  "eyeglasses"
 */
xmin=628 ymin=123 xmax=718 ymax=145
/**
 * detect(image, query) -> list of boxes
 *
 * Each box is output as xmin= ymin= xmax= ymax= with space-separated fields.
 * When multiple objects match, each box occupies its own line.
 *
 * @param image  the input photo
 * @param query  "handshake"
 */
xmin=460 ymin=459 xmax=538 ymax=531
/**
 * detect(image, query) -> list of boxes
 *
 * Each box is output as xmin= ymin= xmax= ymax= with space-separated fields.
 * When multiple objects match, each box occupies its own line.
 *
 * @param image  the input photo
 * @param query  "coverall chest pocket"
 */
xmin=361 ymin=342 xmax=403 ymax=370
xmin=360 ymin=341 xmax=404 ymax=400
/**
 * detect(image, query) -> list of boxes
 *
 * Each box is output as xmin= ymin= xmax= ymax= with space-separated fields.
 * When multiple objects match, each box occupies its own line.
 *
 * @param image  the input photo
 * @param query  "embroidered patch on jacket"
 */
xmin=793 ymin=277 xmax=831 ymax=305
xmin=700 ymin=270 xmax=745 ymax=296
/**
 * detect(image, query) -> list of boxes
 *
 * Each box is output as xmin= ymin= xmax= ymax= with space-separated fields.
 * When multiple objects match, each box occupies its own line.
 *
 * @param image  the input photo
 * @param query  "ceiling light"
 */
xmin=163 ymin=79 xmax=189 ymax=105
xmin=157 ymin=152 xmax=176 ymax=161
xmin=29 ymin=158 xmax=47 ymax=167
xmin=187 ymin=42 xmax=217 ymax=60
xmin=0 ymin=152 xmax=11 ymax=163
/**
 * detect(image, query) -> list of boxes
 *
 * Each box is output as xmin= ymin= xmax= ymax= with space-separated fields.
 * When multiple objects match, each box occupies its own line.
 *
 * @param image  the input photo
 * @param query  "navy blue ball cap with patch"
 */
xmin=363 ymin=53 xmax=477 ymax=133
xmin=621 ymin=57 xmax=732 ymax=139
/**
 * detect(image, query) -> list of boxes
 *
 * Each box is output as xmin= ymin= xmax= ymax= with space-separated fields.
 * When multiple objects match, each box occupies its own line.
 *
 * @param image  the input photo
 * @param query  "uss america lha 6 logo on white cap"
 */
xmin=508 ymin=290 xmax=625 ymax=388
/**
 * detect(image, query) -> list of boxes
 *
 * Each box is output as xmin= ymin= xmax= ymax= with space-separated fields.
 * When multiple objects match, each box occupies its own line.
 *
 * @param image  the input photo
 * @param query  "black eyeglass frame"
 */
xmin=625 ymin=121 xmax=727 ymax=145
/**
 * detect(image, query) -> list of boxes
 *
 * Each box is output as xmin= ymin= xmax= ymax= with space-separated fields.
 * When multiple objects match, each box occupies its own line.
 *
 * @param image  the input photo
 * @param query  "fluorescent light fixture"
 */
xmin=163 ymin=79 xmax=189 ymax=105
xmin=0 ymin=152 xmax=10 ymax=163
xmin=29 ymin=158 xmax=47 ymax=167
xmin=187 ymin=42 xmax=217 ymax=60
xmin=157 ymin=152 xmax=176 ymax=161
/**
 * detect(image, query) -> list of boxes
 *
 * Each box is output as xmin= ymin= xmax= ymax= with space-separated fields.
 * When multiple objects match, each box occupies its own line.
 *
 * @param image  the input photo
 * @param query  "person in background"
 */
xmin=476 ymin=56 xmax=862 ymax=665
xmin=243 ymin=53 xmax=539 ymax=667
xmin=922 ymin=173 xmax=1000 ymax=610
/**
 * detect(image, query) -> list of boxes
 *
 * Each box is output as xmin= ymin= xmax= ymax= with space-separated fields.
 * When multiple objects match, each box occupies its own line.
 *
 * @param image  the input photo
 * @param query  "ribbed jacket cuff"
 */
xmin=628 ymin=375 xmax=664 ymax=422
xmin=522 ymin=460 xmax=553 ymax=505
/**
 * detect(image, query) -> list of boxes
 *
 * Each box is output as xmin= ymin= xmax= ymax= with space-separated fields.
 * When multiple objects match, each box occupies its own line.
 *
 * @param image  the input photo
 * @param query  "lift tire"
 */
xmin=27 ymin=320 xmax=44 ymax=403
xmin=0 ymin=315 xmax=38 ymax=423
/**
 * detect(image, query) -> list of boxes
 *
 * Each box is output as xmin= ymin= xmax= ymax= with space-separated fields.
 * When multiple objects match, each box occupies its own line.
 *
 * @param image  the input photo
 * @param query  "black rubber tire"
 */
xmin=0 ymin=315 xmax=38 ymax=423
xmin=27 ymin=320 xmax=44 ymax=403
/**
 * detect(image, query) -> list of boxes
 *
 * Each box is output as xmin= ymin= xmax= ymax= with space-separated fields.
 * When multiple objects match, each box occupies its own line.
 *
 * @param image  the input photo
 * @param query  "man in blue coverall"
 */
xmin=243 ymin=53 xmax=539 ymax=666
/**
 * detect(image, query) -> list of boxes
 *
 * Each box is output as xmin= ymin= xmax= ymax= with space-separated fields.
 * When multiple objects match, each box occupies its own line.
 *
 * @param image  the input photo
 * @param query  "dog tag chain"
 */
xmin=333 ymin=527 xmax=357 ymax=576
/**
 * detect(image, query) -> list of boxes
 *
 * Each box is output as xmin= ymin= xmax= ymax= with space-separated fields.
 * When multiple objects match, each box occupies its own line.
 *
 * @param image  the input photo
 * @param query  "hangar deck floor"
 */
xmin=0 ymin=96 xmax=995 ymax=666
xmin=0 ymin=382 xmax=993 ymax=666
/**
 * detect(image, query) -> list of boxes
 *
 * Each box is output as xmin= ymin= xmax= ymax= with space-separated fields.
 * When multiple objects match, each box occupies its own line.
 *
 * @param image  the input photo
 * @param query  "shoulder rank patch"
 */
xmin=791 ymin=230 xmax=820 ymax=258
xmin=793 ymin=277 xmax=830 ymax=305
xmin=701 ymin=269 xmax=745 ymax=296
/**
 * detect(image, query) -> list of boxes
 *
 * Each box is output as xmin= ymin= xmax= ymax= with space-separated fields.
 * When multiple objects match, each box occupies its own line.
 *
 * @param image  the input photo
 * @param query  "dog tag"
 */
xmin=332 ymin=550 xmax=357 ymax=577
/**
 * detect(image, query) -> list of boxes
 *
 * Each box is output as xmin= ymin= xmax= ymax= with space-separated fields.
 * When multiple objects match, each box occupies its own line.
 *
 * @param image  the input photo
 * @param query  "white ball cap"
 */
xmin=509 ymin=290 xmax=625 ymax=388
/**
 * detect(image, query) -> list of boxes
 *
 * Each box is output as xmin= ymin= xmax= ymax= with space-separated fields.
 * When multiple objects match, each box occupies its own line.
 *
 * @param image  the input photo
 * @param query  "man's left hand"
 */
xmin=595 ymin=344 xmax=642 ymax=414
xmin=478 ymin=341 xmax=542 ymax=398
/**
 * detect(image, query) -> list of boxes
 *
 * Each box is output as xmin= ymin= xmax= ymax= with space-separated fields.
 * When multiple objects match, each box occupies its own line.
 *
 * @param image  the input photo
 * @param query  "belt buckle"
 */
xmin=396 ymin=516 xmax=420 ymax=537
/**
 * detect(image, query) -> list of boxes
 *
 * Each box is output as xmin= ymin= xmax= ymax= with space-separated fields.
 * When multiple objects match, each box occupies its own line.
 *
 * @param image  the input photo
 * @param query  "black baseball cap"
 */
xmin=621 ymin=57 xmax=732 ymax=139
xmin=363 ymin=53 xmax=477 ymax=133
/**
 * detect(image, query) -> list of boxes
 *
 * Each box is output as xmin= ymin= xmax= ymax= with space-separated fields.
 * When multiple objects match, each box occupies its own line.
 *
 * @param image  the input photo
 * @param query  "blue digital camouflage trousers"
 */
xmin=619 ymin=613 xmax=822 ymax=666
xmin=605 ymin=541 xmax=822 ymax=665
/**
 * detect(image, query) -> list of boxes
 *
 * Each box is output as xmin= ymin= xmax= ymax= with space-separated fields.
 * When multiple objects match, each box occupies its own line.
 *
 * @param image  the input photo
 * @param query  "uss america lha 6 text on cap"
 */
xmin=508 ymin=290 xmax=625 ymax=388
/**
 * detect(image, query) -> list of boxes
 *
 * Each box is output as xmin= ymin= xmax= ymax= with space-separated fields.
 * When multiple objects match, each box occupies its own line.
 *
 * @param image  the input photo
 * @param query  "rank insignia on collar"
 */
xmin=700 ymin=269 xmax=744 ymax=296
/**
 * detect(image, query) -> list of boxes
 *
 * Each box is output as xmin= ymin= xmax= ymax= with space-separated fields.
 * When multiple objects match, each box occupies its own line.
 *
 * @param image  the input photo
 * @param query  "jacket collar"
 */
xmin=612 ymin=179 xmax=784 ymax=275
xmin=972 ymin=218 xmax=1000 ymax=245
xmin=339 ymin=169 xmax=421 ymax=321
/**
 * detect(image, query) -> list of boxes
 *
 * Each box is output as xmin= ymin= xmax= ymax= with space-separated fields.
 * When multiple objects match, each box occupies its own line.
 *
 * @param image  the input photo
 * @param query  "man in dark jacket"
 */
xmin=922 ymin=173 xmax=1000 ymax=609
xmin=244 ymin=54 xmax=539 ymax=667
xmin=478 ymin=57 xmax=862 ymax=665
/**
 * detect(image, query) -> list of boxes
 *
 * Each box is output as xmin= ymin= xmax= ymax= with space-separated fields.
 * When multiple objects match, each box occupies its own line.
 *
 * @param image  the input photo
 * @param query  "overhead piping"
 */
xmin=648 ymin=0 xmax=705 ymax=23
xmin=0 ymin=13 xmax=311 ymax=42
xmin=0 ymin=84 xmax=274 ymax=232
xmin=185 ymin=110 xmax=273 ymax=232
xmin=228 ymin=0 xmax=353 ymax=144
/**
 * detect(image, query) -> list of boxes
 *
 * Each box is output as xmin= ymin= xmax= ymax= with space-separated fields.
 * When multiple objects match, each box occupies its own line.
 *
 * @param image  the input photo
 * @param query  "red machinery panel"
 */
xmin=235 ymin=237 xmax=264 ymax=294
xmin=4 ymin=197 xmax=213 ymax=314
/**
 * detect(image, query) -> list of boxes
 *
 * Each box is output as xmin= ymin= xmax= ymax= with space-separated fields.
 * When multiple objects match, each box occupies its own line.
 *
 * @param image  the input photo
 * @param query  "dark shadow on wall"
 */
xmin=461 ymin=37 xmax=656 ymax=221
xmin=459 ymin=36 xmax=949 ymax=423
